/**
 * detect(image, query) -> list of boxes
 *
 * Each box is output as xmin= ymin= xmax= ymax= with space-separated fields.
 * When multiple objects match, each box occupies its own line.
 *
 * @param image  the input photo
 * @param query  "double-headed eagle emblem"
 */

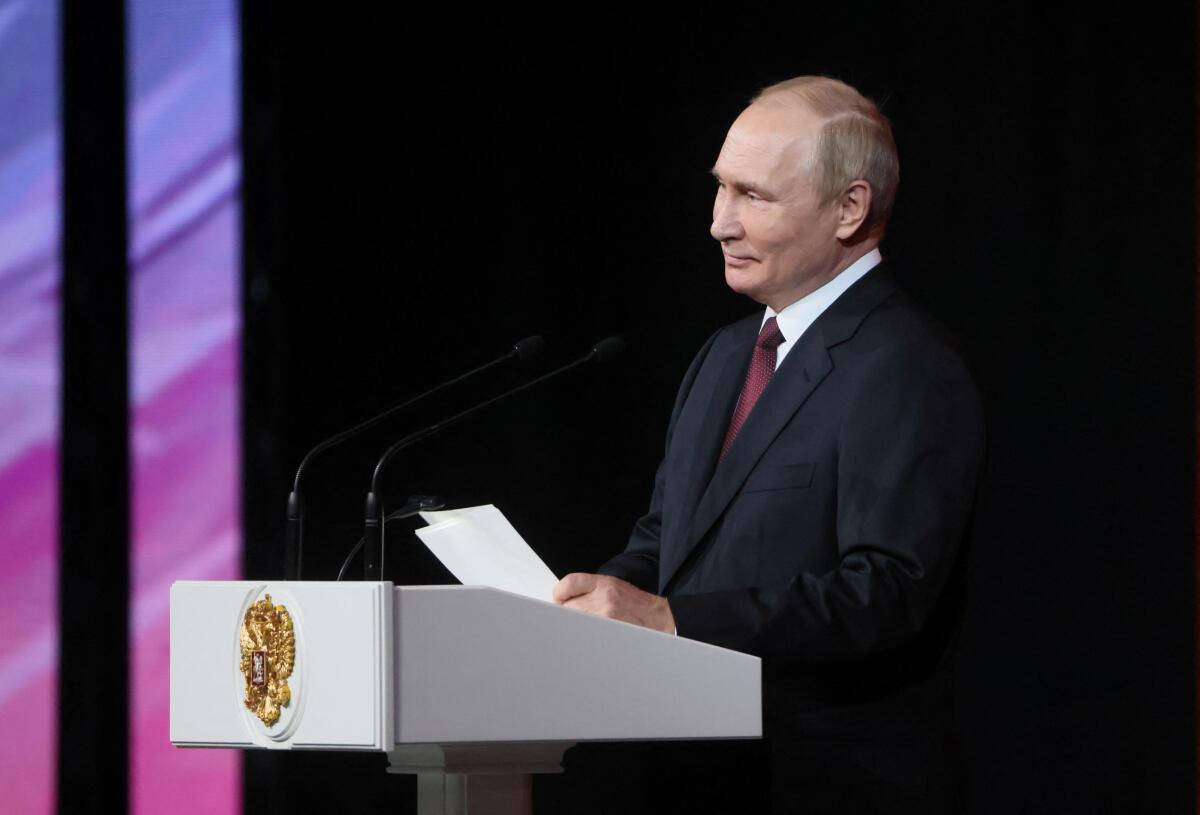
xmin=239 ymin=594 xmax=295 ymax=726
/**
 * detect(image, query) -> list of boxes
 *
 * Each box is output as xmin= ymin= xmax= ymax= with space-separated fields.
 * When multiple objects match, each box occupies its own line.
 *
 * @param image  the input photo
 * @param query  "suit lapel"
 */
xmin=660 ymin=264 xmax=900 ymax=593
xmin=672 ymin=319 xmax=757 ymax=546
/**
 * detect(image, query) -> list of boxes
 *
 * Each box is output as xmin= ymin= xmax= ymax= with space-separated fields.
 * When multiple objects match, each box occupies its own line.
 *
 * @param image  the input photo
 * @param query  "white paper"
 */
xmin=414 ymin=504 xmax=559 ymax=602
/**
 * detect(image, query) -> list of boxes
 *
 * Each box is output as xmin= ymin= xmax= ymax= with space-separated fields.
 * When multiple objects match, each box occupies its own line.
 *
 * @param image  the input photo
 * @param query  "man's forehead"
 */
xmin=714 ymin=103 xmax=817 ymax=186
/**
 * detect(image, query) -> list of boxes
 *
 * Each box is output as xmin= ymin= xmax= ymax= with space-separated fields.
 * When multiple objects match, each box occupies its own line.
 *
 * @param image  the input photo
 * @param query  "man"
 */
xmin=553 ymin=76 xmax=985 ymax=813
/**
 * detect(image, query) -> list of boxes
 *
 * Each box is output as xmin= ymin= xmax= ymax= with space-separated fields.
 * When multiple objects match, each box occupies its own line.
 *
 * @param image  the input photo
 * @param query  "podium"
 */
xmin=170 ymin=581 xmax=761 ymax=814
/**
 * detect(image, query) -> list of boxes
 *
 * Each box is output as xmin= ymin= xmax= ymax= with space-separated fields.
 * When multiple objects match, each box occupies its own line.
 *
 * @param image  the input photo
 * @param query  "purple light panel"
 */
xmin=0 ymin=2 xmax=60 ymax=813
xmin=127 ymin=3 xmax=241 ymax=813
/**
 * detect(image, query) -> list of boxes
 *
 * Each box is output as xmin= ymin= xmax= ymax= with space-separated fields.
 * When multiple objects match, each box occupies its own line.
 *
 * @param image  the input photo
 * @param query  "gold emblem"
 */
xmin=239 ymin=594 xmax=295 ymax=726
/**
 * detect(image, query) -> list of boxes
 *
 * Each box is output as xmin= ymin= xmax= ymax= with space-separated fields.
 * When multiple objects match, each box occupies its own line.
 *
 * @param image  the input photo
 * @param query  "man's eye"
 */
xmin=747 ymin=191 xmax=762 ymax=201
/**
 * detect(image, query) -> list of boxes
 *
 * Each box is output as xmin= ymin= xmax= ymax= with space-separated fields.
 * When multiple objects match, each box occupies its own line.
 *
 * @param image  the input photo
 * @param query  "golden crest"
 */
xmin=238 ymin=594 xmax=295 ymax=726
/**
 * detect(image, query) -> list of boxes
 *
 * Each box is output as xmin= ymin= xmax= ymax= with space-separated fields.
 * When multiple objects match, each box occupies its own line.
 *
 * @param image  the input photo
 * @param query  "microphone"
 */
xmin=283 ymin=335 xmax=544 ymax=579
xmin=360 ymin=336 xmax=626 ymax=580
xmin=589 ymin=336 xmax=625 ymax=363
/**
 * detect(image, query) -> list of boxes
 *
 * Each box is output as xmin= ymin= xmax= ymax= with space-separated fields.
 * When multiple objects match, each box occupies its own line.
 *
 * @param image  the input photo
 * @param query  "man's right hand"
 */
xmin=552 ymin=573 xmax=675 ymax=634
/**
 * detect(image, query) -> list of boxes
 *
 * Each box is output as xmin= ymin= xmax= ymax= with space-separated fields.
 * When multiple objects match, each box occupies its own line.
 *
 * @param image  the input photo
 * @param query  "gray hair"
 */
xmin=753 ymin=76 xmax=899 ymax=234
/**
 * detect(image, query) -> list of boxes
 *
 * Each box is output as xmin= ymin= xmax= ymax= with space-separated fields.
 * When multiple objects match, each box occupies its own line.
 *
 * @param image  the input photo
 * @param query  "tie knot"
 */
xmin=757 ymin=317 xmax=785 ymax=350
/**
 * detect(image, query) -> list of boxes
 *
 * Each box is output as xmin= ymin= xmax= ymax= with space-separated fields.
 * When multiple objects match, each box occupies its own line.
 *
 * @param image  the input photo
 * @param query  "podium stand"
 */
xmin=171 ymin=581 xmax=761 ymax=814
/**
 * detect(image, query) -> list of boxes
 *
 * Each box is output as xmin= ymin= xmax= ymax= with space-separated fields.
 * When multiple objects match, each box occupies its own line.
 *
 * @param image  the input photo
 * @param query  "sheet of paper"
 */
xmin=414 ymin=504 xmax=559 ymax=602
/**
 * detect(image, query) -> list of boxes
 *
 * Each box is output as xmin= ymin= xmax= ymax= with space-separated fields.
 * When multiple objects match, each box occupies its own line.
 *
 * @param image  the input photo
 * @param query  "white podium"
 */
xmin=170 ymin=581 xmax=761 ymax=814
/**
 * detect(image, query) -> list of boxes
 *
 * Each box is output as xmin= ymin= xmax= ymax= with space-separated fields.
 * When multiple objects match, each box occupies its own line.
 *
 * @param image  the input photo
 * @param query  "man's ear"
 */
xmin=835 ymin=179 xmax=872 ymax=241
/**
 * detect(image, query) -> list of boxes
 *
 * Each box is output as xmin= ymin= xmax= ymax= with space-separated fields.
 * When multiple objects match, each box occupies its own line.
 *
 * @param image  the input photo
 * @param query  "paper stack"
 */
xmin=414 ymin=504 xmax=559 ymax=603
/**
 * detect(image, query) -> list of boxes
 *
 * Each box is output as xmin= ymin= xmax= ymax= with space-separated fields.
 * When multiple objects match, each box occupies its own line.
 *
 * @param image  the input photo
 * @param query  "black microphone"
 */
xmin=283 ymin=335 xmax=544 ymax=579
xmin=590 ymin=336 xmax=625 ymax=363
xmin=361 ymin=336 xmax=626 ymax=580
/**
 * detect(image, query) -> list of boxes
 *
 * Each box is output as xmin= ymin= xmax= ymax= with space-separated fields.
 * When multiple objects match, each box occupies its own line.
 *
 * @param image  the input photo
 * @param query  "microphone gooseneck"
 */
xmin=337 ymin=494 xmax=443 ymax=581
xmin=362 ymin=336 xmax=626 ymax=581
xmin=369 ymin=336 xmax=625 ymax=495
xmin=283 ymin=335 xmax=543 ymax=579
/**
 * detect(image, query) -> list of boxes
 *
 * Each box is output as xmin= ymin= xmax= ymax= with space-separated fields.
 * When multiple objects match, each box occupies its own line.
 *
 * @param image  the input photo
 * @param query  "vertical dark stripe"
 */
xmin=240 ymin=2 xmax=287 ymax=811
xmin=240 ymin=0 xmax=285 ymax=587
xmin=58 ymin=1 xmax=129 ymax=813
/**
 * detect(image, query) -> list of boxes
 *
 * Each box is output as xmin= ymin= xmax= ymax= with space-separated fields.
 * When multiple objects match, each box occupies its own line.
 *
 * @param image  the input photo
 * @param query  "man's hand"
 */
xmin=552 ymin=573 xmax=675 ymax=634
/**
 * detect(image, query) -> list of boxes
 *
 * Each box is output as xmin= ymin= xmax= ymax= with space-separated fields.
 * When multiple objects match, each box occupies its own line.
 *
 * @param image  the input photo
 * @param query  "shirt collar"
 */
xmin=762 ymin=248 xmax=883 ymax=343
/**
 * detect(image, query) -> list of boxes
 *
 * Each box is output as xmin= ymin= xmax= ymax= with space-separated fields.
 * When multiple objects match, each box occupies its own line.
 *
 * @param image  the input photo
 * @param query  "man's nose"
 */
xmin=711 ymin=198 xmax=743 ymax=242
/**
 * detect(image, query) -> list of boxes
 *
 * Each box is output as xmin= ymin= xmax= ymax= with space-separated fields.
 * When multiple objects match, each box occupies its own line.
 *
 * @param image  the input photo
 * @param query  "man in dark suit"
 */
xmin=553 ymin=76 xmax=984 ymax=813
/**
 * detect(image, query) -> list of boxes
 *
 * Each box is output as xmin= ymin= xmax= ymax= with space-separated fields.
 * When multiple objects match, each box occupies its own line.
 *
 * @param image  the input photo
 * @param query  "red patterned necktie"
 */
xmin=720 ymin=316 xmax=786 ymax=460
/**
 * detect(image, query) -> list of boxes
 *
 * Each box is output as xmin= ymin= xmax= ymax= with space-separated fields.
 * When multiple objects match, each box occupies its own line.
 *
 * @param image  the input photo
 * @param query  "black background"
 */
xmin=231 ymin=5 xmax=1195 ymax=814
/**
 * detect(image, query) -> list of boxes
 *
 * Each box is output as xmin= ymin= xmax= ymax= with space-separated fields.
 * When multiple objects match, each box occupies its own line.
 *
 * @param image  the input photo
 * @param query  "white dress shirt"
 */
xmin=764 ymin=248 xmax=882 ymax=368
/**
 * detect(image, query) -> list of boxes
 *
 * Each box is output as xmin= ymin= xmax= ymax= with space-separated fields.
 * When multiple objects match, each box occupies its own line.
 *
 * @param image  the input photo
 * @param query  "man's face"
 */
xmin=710 ymin=101 xmax=845 ymax=311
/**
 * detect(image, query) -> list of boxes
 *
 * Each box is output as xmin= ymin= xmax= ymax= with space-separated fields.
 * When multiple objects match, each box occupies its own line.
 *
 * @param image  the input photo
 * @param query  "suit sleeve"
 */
xmin=667 ymin=341 xmax=985 ymax=664
xmin=597 ymin=329 xmax=724 ymax=593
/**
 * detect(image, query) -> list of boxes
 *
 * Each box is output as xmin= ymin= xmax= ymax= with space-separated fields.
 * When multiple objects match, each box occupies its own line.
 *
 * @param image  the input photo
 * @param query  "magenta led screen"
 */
xmin=0 ymin=2 xmax=61 ymax=813
xmin=127 ymin=1 xmax=243 ymax=813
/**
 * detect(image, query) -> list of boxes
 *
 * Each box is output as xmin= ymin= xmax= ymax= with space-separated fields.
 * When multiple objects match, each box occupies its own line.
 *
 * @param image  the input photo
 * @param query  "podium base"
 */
xmin=387 ymin=742 xmax=574 ymax=815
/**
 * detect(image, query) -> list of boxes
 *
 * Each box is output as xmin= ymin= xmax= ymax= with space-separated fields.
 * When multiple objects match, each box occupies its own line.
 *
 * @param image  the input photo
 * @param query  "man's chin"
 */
xmin=724 ymin=266 xmax=765 ymax=302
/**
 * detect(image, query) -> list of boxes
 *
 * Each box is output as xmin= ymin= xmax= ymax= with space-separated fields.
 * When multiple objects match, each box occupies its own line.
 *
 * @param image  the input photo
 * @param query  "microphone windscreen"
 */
xmin=590 ymin=336 xmax=626 ymax=363
xmin=512 ymin=335 xmax=546 ymax=360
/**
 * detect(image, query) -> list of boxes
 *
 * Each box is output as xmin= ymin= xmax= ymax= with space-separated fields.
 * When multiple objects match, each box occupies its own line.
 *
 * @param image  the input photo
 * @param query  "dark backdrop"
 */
xmin=240 ymin=5 xmax=1196 ymax=814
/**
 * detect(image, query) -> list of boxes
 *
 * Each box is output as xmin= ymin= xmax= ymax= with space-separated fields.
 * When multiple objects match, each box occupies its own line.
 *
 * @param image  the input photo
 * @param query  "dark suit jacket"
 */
xmin=599 ymin=263 xmax=985 ymax=796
